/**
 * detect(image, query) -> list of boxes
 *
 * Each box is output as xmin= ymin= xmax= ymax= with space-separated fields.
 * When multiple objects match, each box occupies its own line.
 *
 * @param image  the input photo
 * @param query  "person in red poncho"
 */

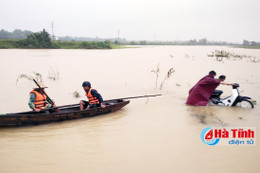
xmin=186 ymin=71 xmax=233 ymax=106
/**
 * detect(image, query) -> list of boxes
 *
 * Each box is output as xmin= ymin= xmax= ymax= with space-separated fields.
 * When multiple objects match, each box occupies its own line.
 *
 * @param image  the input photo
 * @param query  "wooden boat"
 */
xmin=0 ymin=99 xmax=129 ymax=127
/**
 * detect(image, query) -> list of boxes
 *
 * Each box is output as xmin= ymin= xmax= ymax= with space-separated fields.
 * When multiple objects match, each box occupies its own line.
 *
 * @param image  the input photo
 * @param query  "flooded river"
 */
xmin=0 ymin=46 xmax=260 ymax=173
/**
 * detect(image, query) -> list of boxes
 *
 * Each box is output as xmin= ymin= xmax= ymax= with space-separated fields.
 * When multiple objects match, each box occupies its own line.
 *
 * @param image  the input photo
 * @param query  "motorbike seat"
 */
xmin=213 ymin=90 xmax=223 ymax=95
xmin=210 ymin=90 xmax=223 ymax=98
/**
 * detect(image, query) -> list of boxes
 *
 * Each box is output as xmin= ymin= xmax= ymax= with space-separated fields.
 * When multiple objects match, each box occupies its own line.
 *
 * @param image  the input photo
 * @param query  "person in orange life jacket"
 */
xmin=80 ymin=81 xmax=105 ymax=111
xmin=28 ymin=82 xmax=58 ymax=112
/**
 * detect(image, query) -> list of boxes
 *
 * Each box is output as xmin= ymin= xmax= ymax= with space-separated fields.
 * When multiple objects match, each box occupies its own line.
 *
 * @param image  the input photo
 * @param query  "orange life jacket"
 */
xmin=30 ymin=90 xmax=47 ymax=109
xmin=85 ymin=88 xmax=100 ymax=104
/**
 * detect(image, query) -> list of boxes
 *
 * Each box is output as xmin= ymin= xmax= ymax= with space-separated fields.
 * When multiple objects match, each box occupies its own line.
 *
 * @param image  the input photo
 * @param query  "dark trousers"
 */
xmin=82 ymin=100 xmax=100 ymax=109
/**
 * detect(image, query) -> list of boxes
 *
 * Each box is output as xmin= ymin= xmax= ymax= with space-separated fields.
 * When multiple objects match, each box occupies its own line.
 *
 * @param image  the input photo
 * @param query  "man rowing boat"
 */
xmin=28 ymin=82 xmax=59 ymax=112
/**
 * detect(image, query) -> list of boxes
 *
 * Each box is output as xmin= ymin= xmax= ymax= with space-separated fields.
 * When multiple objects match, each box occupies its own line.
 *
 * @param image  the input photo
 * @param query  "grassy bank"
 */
xmin=0 ymin=39 xmax=120 ymax=49
xmin=235 ymin=45 xmax=260 ymax=49
xmin=0 ymin=39 xmax=19 ymax=48
xmin=55 ymin=40 xmax=113 ymax=49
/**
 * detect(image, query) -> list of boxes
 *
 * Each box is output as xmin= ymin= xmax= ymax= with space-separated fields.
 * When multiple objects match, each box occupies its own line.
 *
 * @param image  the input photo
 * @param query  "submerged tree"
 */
xmin=151 ymin=63 xmax=160 ymax=89
xmin=159 ymin=68 xmax=175 ymax=90
xmin=16 ymin=71 xmax=43 ymax=84
xmin=48 ymin=68 xmax=60 ymax=81
xmin=151 ymin=63 xmax=175 ymax=90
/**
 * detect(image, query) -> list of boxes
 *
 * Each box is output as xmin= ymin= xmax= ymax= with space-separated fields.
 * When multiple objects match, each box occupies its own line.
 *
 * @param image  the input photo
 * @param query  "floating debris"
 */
xmin=73 ymin=91 xmax=81 ymax=98
xmin=251 ymin=100 xmax=257 ymax=105
xmin=16 ymin=71 xmax=43 ymax=84
xmin=48 ymin=68 xmax=60 ymax=81
xmin=17 ymin=69 xmax=60 ymax=84
xmin=151 ymin=63 xmax=160 ymax=89
xmin=208 ymin=49 xmax=260 ymax=63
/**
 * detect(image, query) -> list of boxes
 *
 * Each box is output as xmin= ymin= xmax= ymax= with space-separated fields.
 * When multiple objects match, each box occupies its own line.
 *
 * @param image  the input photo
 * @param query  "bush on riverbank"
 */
xmin=55 ymin=40 xmax=112 ymax=49
xmin=16 ymin=29 xmax=58 ymax=48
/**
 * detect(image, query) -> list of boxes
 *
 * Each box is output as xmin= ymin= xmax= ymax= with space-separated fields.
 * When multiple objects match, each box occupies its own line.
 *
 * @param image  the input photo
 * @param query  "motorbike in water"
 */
xmin=209 ymin=83 xmax=254 ymax=108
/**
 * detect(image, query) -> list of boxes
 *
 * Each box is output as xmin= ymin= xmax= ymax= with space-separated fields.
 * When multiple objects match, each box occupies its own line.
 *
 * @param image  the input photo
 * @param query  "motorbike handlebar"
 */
xmin=232 ymin=83 xmax=239 ymax=89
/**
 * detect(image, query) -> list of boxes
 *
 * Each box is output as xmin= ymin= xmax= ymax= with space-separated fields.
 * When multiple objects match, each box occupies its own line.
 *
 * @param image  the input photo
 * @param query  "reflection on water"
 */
xmin=0 ymin=46 xmax=260 ymax=173
xmin=187 ymin=106 xmax=228 ymax=125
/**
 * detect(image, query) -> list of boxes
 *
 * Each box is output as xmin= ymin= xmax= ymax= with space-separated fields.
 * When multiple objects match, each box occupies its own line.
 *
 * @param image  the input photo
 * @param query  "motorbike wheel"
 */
xmin=237 ymin=99 xmax=254 ymax=108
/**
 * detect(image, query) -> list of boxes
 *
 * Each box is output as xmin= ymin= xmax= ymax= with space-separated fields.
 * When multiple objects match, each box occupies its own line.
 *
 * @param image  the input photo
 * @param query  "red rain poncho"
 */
xmin=186 ymin=74 xmax=221 ymax=106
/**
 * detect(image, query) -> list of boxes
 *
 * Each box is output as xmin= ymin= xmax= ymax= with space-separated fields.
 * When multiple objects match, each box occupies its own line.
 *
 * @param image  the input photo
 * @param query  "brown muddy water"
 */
xmin=0 ymin=46 xmax=260 ymax=173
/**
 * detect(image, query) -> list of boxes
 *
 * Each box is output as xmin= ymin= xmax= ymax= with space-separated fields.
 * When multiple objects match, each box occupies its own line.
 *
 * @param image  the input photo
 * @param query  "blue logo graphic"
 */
xmin=201 ymin=127 xmax=220 ymax=145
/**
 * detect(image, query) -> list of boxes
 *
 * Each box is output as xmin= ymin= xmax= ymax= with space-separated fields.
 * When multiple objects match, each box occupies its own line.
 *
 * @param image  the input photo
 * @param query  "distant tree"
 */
xmin=16 ymin=29 xmax=59 ymax=48
xmin=189 ymin=39 xmax=197 ymax=45
xmin=199 ymin=38 xmax=207 ymax=45
xmin=139 ymin=41 xmax=148 ymax=45
xmin=114 ymin=40 xmax=120 ymax=45
xmin=251 ymin=41 xmax=257 ymax=46
xmin=243 ymin=40 xmax=250 ymax=46
xmin=129 ymin=41 xmax=137 ymax=45
xmin=0 ymin=29 xmax=11 ymax=39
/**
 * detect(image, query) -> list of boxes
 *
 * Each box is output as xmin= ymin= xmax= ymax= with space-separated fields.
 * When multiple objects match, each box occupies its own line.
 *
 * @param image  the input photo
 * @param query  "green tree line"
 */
xmin=0 ymin=29 xmax=113 ymax=49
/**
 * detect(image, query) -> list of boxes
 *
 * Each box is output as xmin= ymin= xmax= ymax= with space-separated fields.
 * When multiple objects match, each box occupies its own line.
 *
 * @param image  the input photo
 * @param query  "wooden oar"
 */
xmin=43 ymin=94 xmax=161 ymax=112
xmin=47 ymin=94 xmax=161 ymax=109
xmin=116 ymin=93 xmax=162 ymax=100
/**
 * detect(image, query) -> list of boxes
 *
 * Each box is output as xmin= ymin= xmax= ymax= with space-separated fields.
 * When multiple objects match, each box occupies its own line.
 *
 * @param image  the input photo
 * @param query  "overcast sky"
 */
xmin=1 ymin=0 xmax=259 ymax=42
